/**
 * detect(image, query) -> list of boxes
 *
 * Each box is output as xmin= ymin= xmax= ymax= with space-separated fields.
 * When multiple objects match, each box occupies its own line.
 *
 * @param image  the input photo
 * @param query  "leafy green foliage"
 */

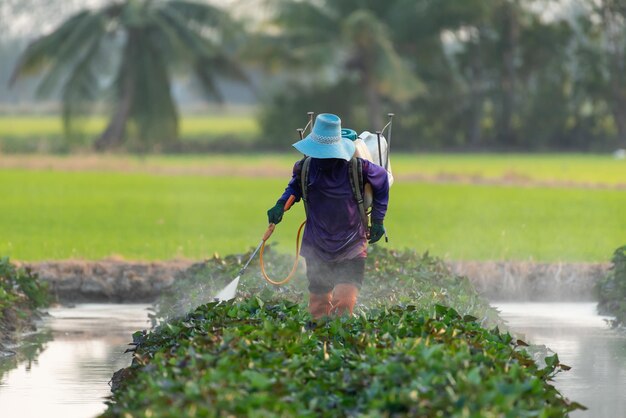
xmin=596 ymin=245 xmax=626 ymax=327
xmin=103 ymin=299 xmax=582 ymax=417
xmin=0 ymin=256 xmax=49 ymax=354
xmin=0 ymin=257 xmax=49 ymax=321
xmin=105 ymin=249 xmax=585 ymax=416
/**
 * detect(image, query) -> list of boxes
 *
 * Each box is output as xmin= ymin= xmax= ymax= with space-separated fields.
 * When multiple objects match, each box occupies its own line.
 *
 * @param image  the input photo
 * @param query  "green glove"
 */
xmin=368 ymin=220 xmax=385 ymax=244
xmin=267 ymin=201 xmax=285 ymax=224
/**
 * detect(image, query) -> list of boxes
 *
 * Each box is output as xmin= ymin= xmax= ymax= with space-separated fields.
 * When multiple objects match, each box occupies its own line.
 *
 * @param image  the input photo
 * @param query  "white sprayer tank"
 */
xmin=353 ymin=131 xmax=394 ymax=209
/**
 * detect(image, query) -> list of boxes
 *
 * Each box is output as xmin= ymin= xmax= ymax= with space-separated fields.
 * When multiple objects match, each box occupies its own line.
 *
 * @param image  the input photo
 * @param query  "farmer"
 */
xmin=267 ymin=113 xmax=389 ymax=318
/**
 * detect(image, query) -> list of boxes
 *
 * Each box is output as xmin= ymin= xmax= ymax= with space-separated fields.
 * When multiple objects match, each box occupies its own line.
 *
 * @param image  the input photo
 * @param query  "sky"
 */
xmin=0 ymin=0 xmax=247 ymax=41
xmin=0 ymin=0 xmax=112 ymax=40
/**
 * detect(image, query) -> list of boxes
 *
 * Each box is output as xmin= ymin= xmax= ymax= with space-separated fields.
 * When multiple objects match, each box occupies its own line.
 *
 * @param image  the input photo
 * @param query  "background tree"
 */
xmin=417 ymin=0 xmax=575 ymax=149
xmin=423 ymin=0 xmax=495 ymax=148
xmin=579 ymin=0 xmax=626 ymax=148
xmin=256 ymin=0 xmax=423 ymax=131
xmin=10 ymin=0 xmax=249 ymax=151
xmin=6 ymin=0 xmax=626 ymax=152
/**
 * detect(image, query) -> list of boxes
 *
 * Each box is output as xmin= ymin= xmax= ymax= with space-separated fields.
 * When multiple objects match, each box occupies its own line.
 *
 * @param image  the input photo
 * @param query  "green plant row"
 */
xmin=103 ymin=302 xmax=581 ymax=417
xmin=103 ymin=249 xmax=583 ymax=417
xmin=596 ymin=245 xmax=626 ymax=327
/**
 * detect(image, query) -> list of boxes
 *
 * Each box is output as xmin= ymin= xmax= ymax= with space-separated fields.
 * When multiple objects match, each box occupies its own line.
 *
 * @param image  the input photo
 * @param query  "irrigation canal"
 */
xmin=0 ymin=302 xmax=624 ymax=417
xmin=495 ymin=302 xmax=626 ymax=418
xmin=0 ymin=304 xmax=151 ymax=418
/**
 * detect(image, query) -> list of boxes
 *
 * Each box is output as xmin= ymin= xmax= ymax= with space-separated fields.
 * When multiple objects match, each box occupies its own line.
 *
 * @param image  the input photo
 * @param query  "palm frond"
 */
xmin=36 ymin=11 xmax=108 ymax=98
xmin=344 ymin=9 xmax=424 ymax=102
xmin=154 ymin=6 xmax=251 ymax=101
xmin=62 ymin=36 xmax=106 ymax=139
xmin=271 ymin=0 xmax=337 ymax=28
xmin=153 ymin=7 xmax=213 ymax=59
xmin=272 ymin=0 xmax=337 ymax=43
xmin=256 ymin=0 xmax=340 ymax=69
xmin=194 ymin=61 xmax=224 ymax=102
xmin=9 ymin=10 xmax=93 ymax=84
xmin=11 ymin=0 xmax=250 ymax=150
xmin=163 ymin=1 xmax=226 ymax=24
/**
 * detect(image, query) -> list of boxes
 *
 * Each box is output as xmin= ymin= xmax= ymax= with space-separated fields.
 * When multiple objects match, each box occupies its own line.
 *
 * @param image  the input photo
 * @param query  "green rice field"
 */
xmin=0 ymin=115 xmax=259 ymax=138
xmin=0 ymin=153 xmax=623 ymax=262
xmin=0 ymin=114 xmax=259 ymax=152
xmin=2 ymin=152 xmax=624 ymax=185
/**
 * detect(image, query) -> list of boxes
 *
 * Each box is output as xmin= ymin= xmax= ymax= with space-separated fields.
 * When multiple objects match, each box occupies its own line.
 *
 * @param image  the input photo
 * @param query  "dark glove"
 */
xmin=368 ymin=220 xmax=385 ymax=244
xmin=267 ymin=201 xmax=285 ymax=224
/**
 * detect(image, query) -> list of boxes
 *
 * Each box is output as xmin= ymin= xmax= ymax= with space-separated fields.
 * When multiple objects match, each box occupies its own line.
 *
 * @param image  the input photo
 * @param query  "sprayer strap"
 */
xmin=300 ymin=157 xmax=312 ymax=218
xmin=348 ymin=157 xmax=369 ymax=230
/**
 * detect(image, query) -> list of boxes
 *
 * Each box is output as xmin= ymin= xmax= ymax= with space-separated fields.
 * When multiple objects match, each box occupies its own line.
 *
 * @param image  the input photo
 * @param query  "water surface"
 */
xmin=495 ymin=302 xmax=626 ymax=418
xmin=0 ymin=304 xmax=150 ymax=418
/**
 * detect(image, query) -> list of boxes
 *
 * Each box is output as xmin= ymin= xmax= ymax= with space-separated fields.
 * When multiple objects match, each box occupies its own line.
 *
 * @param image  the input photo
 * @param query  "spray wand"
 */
xmin=214 ymin=195 xmax=298 ymax=301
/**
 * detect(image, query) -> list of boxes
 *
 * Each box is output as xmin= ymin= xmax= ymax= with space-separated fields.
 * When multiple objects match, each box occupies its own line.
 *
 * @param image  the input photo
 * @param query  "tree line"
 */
xmin=8 ymin=0 xmax=626 ymax=152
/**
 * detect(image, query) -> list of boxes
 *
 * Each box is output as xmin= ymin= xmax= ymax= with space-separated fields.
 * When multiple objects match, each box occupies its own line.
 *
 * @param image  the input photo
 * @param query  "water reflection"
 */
xmin=0 ymin=304 xmax=150 ymax=418
xmin=495 ymin=302 xmax=626 ymax=418
xmin=0 ymin=329 xmax=52 ymax=379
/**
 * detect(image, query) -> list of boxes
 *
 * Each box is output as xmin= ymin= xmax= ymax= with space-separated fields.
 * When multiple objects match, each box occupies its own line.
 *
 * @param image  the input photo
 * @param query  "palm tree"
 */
xmin=259 ymin=0 xmax=423 ymax=130
xmin=10 ymin=0 xmax=248 ymax=150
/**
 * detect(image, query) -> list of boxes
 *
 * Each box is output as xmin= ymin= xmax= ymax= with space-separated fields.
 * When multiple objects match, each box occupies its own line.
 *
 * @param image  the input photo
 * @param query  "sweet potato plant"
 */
xmin=596 ymin=245 xmax=626 ymax=327
xmin=103 ymin=248 xmax=583 ymax=417
xmin=0 ymin=257 xmax=49 ymax=335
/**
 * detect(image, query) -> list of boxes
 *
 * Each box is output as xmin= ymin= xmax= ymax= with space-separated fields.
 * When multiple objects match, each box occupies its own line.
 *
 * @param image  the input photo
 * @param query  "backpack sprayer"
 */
xmin=214 ymin=112 xmax=394 ymax=302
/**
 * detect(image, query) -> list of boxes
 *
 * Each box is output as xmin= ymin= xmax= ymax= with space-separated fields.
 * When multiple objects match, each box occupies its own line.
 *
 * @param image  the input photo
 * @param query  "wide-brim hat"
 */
xmin=293 ymin=113 xmax=356 ymax=161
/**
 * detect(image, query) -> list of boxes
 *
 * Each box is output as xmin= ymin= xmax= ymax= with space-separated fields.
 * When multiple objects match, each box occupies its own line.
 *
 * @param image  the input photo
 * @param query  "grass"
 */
xmin=2 ymin=152 xmax=626 ymax=184
xmin=0 ymin=159 xmax=623 ymax=262
xmin=391 ymin=153 xmax=626 ymax=186
xmin=0 ymin=115 xmax=260 ymax=152
xmin=391 ymin=182 xmax=625 ymax=261
xmin=0 ymin=115 xmax=259 ymax=138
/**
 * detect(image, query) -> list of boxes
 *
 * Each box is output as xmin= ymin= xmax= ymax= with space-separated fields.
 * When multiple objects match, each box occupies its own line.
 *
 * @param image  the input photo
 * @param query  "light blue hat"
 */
xmin=293 ymin=113 xmax=356 ymax=161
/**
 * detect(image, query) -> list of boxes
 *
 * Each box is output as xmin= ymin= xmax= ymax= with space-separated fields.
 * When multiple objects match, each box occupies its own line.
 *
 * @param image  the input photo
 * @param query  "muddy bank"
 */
xmin=19 ymin=259 xmax=609 ymax=303
xmin=0 ymin=308 xmax=40 ymax=357
xmin=450 ymin=261 xmax=609 ymax=301
xmin=20 ymin=260 xmax=193 ymax=303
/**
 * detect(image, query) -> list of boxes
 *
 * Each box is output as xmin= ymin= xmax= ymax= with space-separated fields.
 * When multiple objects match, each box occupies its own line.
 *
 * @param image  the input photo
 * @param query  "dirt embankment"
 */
xmin=18 ymin=259 xmax=609 ymax=303
xmin=0 ymin=305 xmax=40 ymax=356
xmin=19 ymin=260 xmax=194 ymax=303
xmin=450 ymin=261 xmax=609 ymax=301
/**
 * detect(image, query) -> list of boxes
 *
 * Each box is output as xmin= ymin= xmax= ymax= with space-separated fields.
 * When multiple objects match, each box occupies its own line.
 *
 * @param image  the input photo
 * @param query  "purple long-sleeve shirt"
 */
xmin=278 ymin=158 xmax=389 ymax=262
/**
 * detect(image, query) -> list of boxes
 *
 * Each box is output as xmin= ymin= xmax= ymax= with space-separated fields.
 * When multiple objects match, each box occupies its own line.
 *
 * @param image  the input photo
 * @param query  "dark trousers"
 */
xmin=306 ymin=257 xmax=365 ymax=294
